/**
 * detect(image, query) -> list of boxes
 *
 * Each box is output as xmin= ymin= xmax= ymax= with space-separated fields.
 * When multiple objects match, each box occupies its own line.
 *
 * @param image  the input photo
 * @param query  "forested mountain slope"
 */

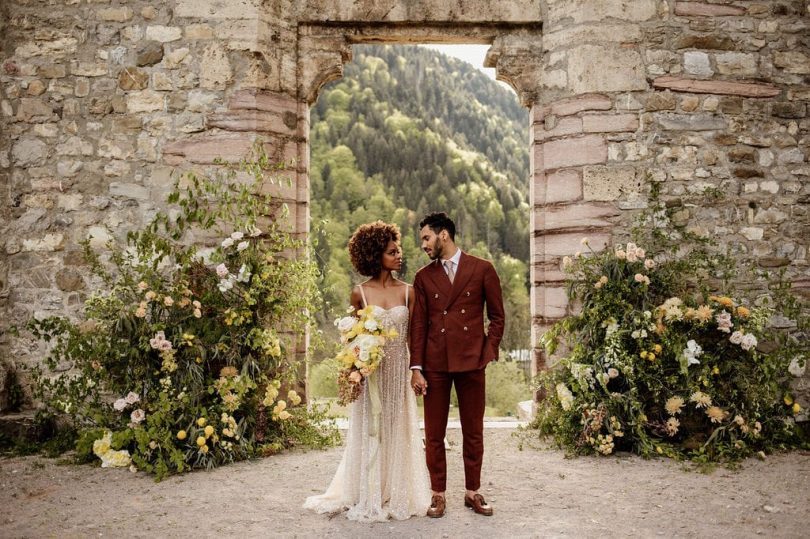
xmin=310 ymin=44 xmax=530 ymax=353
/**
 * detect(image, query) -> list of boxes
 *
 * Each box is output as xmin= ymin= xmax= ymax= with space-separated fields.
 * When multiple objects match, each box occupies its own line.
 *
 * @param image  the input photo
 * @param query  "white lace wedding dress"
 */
xmin=304 ymin=286 xmax=431 ymax=521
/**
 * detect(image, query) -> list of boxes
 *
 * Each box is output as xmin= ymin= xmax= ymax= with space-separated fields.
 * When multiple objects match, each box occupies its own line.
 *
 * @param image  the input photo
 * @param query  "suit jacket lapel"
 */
xmin=425 ymin=259 xmax=453 ymax=295
xmin=445 ymin=252 xmax=475 ymax=308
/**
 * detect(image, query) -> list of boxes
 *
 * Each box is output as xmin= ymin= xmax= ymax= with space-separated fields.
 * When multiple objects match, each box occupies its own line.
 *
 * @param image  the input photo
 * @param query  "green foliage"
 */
xmin=311 ymin=45 xmax=530 ymax=356
xmin=530 ymin=198 xmax=808 ymax=463
xmin=485 ymin=360 xmax=532 ymax=417
xmin=25 ymin=145 xmax=338 ymax=479
xmin=308 ymin=359 xmax=339 ymax=399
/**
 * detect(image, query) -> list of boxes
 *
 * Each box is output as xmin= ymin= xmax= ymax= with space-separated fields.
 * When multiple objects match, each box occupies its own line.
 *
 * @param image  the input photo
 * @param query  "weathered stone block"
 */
xmin=534 ymin=232 xmax=610 ymax=258
xmin=715 ymin=52 xmax=758 ymax=76
xmin=55 ymin=268 xmax=85 ymax=291
xmin=15 ymin=98 xmax=56 ymax=123
xmin=200 ymin=43 xmax=232 ymax=89
xmin=684 ymin=51 xmax=713 ymax=77
xmin=127 ymin=90 xmax=165 ymax=113
xmin=773 ymin=51 xmax=810 ymax=75
xmin=583 ymin=166 xmax=640 ymax=201
xmin=653 ymin=76 xmax=780 ymax=97
xmin=655 ymin=112 xmax=727 ymax=131
xmin=674 ymin=2 xmax=746 ymax=17
xmin=541 ymin=135 xmax=607 ymax=170
xmin=567 ymin=45 xmax=647 ymax=94
xmin=674 ymin=34 xmax=735 ymax=50
xmin=534 ymin=117 xmax=582 ymax=141
xmin=771 ymin=102 xmax=806 ymax=119
xmin=582 ymin=113 xmax=638 ymax=133
xmin=118 ymin=67 xmax=149 ymax=90
xmin=109 ymin=182 xmax=150 ymax=200
xmin=97 ymin=6 xmax=133 ymax=22
xmin=542 ymin=169 xmax=582 ymax=204
xmin=22 ymin=234 xmax=65 ymax=252
xmin=136 ymin=41 xmax=164 ymax=67
xmin=11 ymin=138 xmax=48 ymax=166
xmin=206 ymin=110 xmax=296 ymax=135
xmin=162 ymin=134 xmax=271 ymax=165
xmin=145 ymin=25 xmax=182 ymax=43
xmin=534 ymin=203 xmax=620 ymax=231
xmin=175 ymin=0 xmax=261 ymax=20
xmin=546 ymin=0 xmax=656 ymax=25
xmin=533 ymin=285 xmax=569 ymax=319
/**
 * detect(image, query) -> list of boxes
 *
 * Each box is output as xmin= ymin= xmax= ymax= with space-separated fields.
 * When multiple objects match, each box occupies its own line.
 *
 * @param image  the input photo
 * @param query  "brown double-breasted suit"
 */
xmin=409 ymin=251 xmax=505 ymax=492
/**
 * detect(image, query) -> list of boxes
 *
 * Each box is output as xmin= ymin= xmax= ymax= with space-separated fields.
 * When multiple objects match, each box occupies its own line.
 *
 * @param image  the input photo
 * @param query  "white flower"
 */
xmin=636 ymin=248 xmax=646 ymax=259
xmin=130 ymin=409 xmax=146 ymax=424
xmin=221 ymin=237 xmax=234 ymax=249
xmin=626 ymin=250 xmax=638 ymax=263
xmin=124 ymin=391 xmax=140 ymax=405
xmin=715 ymin=310 xmax=733 ymax=333
xmin=730 ymin=331 xmax=744 ymax=344
xmin=218 ymin=276 xmax=235 ymax=293
xmin=113 ymin=398 xmax=128 ymax=412
xmin=363 ymin=319 xmax=379 ymax=332
xmin=230 ymin=231 xmax=244 ymax=241
xmin=666 ymin=417 xmax=680 ymax=436
xmin=615 ymin=249 xmax=626 ymax=260
xmin=556 ymin=383 xmax=574 ymax=411
xmin=216 ymin=263 xmax=229 ymax=278
xmin=247 ymin=225 xmax=262 ymax=237
xmin=335 ymin=316 xmax=357 ymax=333
xmin=683 ymin=339 xmax=702 ymax=366
xmin=580 ymin=237 xmax=590 ymax=246
xmin=740 ymin=333 xmax=757 ymax=351
xmin=236 ymin=241 xmax=249 ymax=252
xmin=644 ymin=258 xmax=656 ymax=270
xmin=237 ymin=264 xmax=252 ymax=283
xmin=607 ymin=368 xmax=619 ymax=379
xmin=562 ymin=256 xmax=572 ymax=268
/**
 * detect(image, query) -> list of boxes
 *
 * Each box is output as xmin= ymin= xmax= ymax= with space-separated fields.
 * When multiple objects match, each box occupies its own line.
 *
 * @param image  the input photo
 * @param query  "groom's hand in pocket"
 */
xmin=411 ymin=370 xmax=428 ymax=396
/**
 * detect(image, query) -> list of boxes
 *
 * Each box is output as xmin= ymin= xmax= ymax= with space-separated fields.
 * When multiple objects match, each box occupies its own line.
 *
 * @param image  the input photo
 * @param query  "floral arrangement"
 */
xmin=333 ymin=306 xmax=398 ymax=406
xmin=26 ymin=147 xmax=338 ymax=479
xmin=533 ymin=232 xmax=807 ymax=464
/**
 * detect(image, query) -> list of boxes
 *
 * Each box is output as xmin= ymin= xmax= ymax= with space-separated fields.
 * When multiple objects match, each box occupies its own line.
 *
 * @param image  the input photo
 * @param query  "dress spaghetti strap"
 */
xmin=358 ymin=284 xmax=368 ymax=308
xmin=404 ymin=284 xmax=409 ymax=308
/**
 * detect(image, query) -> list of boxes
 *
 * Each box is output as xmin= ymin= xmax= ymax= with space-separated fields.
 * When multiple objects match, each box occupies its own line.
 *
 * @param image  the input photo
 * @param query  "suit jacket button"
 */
xmin=434 ymin=293 xmax=439 ymax=298
xmin=442 ymin=310 xmax=447 ymax=315
xmin=441 ymin=328 xmax=446 ymax=333
xmin=466 ymin=291 xmax=470 ymax=296
xmin=461 ymin=309 xmax=466 ymax=314
xmin=463 ymin=326 xmax=468 ymax=331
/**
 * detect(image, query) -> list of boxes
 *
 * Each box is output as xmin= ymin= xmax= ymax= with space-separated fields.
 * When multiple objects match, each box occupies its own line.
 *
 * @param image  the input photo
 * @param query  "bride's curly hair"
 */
xmin=348 ymin=221 xmax=401 ymax=277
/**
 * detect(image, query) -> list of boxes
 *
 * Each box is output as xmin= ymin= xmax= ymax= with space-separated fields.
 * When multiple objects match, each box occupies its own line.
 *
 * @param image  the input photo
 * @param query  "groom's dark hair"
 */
xmin=420 ymin=212 xmax=456 ymax=241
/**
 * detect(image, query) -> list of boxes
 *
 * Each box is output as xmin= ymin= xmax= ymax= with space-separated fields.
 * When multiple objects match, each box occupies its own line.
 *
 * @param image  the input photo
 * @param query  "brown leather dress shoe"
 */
xmin=427 ymin=495 xmax=446 ymax=518
xmin=464 ymin=493 xmax=493 ymax=516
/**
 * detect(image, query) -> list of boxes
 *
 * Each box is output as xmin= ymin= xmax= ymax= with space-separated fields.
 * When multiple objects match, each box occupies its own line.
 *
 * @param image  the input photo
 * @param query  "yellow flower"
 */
xmin=196 ymin=417 xmax=207 ymax=427
xmin=793 ymin=403 xmax=801 ymax=414
xmin=200 ymin=444 xmax=209 ymax=454
xmin=712 ymin=366 xmax=720 ymax=375
xmin=287 ymin=390 xmax=302 ymax=406
xmin=665 ymin=396 xmax=684 ymax=416
xmin=695 ymin=305 xmax=714 ymax=322
xmin=784 ymin=394 xmax=794 ymax=405
xmin=640 ymin=351 xmax=648 ymax=359
xmin=736 ymin=306 xmax=750 ymax=318
xmin=653 ymin=344 xmax=662 ymax=354
xmin=219 ymin=366 xmax=238 ymax=378
xmin=706 ymin=406 xmax=728 ymax=424
xmin=647 ymin=352 xmax=656 ymax=361
xmin=278 ymin=410 xmax=292 ymax=420
xmin=176 ymin=430 xmax=187 ymax=440
xmin=204 ymin=425 xmax=215 ymax=437
xmin=710 ymin=295 xmax=734 ymax=308
xmin=196 ymin=436 xmax=206 ymax=447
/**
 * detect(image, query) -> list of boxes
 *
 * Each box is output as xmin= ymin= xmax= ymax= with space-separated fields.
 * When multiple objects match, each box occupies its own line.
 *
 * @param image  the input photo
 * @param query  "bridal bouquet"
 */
xmin=333 ymin=306 xmax=398 ymax=406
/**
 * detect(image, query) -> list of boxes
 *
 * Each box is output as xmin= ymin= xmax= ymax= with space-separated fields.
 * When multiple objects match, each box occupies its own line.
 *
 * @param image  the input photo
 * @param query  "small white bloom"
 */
xmin=130 ymin=409 xmax=146 ymax=424
xmin=363 ymin=319 xmax=379 ymax=332
xmin=335 ymin=316 xmax=357 ymax=333
xmin=113 ymin=398 xmax=128 ymax=412
xmin=237 ymin=264 xmax=252 ymax=283
xmin=236 ymin=240 xmax=249 ymax=252
xmin=124 ymin=391 xmax=140 ymax=405
xmin=230 ymin=231 xmax=244 ymax=241
xmin=221 ymin=237 xmax=234 ymax=249
xmin=608 ymin=368 xmax=619 ymax=379
xmin=644 ymin=258 xmax=656 ymax=270
xmin=216 ymin=263 xmax=229 ymax=278
xmin=740 ymin=333 xmax=758 ymax=351
xmin=684 ymin=339 xmax=703 ymax=366
xmin=218 ymin=277 xmax=235 ymax=293
xmin=730 ymin=331 xmax=744 ymax=345
xmin=580 ymin=237 xmax=590 ymax=246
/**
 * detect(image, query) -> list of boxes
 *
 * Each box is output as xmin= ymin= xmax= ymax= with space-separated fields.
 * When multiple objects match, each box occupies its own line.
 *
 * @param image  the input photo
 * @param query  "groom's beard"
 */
xmin=425 ymin=238 xmax=442 ymax=260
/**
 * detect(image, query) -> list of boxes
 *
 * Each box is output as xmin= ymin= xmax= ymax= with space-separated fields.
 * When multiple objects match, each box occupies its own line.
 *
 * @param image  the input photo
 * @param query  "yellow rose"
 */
xmin=640 ymin=351 xmax=648 ymax=359
xmin=197 ymin=417 xmax=207 ymax=427
xmin=200 ymin=444 xmax=209 ymax=454
xmin=196 ymin=436 xmax=206 ymax=447
xmin=204 ymin=425 xmax=215 ymax=437
xmin=793 ymin=403 xmax=801 ymax=414
xmin=287 ymin=390 xmax=302 ymax=406
xmin=647 ymin=353 xmax=656 ymax=361
xmin=176 ymin=430 xmax=187 ymax=440
xmin=784 ymin=394 xmax=794 ymax=405
xmin=712 ymin=366 xmax=720 ymax=375
xmin=278 ymin=410 xmax=292 ymax=420
xmin=654 ymin=344 xmax=662 ymax=354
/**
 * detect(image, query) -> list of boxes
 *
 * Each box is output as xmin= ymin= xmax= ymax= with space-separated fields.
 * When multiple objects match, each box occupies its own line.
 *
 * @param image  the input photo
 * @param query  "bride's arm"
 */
xmin=350 ymin=286 xmax=363 ymax=312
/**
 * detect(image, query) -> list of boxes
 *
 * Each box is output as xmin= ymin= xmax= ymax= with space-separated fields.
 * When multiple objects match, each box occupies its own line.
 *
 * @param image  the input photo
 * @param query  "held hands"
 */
xmin=411 ymin=370 xmax=428 ymax=396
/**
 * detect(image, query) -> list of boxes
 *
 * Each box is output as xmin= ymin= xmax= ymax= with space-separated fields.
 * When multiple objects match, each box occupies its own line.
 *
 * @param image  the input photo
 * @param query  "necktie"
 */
xmin=443 ymin=260 xmax=455 ymax=284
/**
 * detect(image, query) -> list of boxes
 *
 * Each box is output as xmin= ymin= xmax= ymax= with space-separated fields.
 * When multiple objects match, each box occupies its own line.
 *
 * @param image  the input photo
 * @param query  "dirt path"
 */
xmin=1 ymin=428 xmax=808 ymax=538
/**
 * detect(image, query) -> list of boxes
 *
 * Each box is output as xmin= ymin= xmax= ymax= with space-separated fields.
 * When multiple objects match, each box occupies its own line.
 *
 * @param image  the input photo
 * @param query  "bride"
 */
xmin=304 ymin=221 xmax=431 ymax=521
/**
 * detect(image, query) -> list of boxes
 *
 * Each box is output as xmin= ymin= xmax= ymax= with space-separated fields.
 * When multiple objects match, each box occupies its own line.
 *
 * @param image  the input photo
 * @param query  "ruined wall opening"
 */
xmin=304 ymin=40 xmax=534 ymax=417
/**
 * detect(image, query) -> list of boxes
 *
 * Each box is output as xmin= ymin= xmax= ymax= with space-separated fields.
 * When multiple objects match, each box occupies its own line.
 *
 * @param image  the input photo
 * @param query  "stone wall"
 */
xmin=1 ymin=0 xmax=808 ymax=412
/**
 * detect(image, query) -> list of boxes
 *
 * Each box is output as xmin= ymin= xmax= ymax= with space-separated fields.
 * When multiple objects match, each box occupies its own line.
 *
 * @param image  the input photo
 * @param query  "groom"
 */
xmin=409 ymin=212 xmax=505 ymax=518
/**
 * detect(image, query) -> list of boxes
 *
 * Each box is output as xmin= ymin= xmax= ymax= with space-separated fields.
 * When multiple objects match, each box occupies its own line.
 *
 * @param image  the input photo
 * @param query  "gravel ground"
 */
xmin=1 ymin=428 xmax=808 ymax=538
